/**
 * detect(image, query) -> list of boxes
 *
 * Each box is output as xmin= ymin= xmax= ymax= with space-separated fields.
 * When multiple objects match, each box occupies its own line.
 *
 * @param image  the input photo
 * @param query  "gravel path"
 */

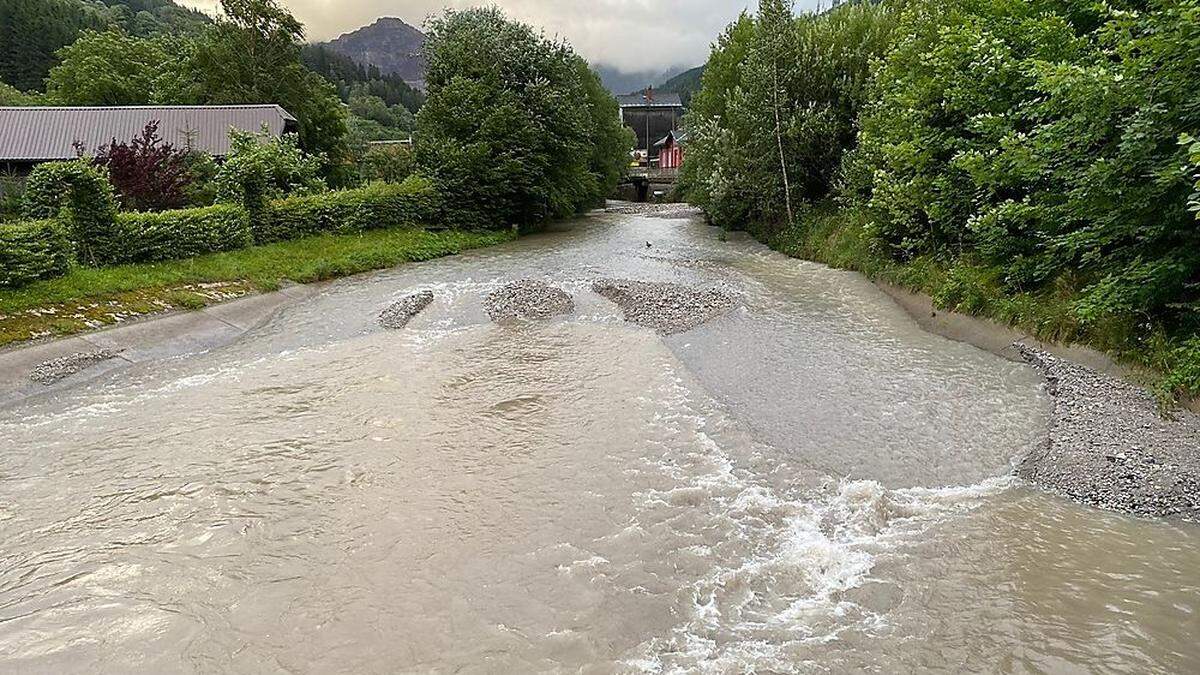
xmin=1018 ymin=344 xmax=1200 ymax=520
xmin=379 ymin=291 xmax=435 ymax=329
xmin=484 ymin=280 xmax=574 ymax=322
xmin=29 ymin=350 xmax=121 ymax=385
xmin=592 ymin=279 xmax=740 ymax=336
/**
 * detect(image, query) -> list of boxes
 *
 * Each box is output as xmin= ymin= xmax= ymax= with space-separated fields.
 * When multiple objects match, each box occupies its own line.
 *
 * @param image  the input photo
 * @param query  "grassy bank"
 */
xmin=0 ymin=227 xmax=514 ymax=347
xmin=754 ymin=201 xmax=1199 ymax=404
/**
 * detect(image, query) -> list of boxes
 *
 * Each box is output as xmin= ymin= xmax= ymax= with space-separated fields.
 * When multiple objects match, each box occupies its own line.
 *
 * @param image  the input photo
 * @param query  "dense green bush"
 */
xmin=256 ymin=175 xmax=441 ymax=243
xmin=214 ymin=129 xmax=326 ymax=212
xmin=415 ymin=8 xmax=631 ymax=228
xmin=22 ymin=160 xmax=120 ymax=266
xmin=849 ymin=0 xmax=1200 ymax=321
xmin=109 ymin=205 xmax=252 ymax=265
xmin=0 ymin=219 xmax=73 ymax=288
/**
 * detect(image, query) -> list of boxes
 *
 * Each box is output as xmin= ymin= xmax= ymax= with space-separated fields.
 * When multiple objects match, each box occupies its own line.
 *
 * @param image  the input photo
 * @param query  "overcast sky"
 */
xmin=178 ymin=1 xmax=829 ymax=73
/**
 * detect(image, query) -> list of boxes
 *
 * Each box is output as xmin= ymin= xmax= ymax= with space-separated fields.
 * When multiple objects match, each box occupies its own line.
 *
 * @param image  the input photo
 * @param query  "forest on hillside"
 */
xmin=0 ymin=0 xmax=424 ymax=150
xmin=680 ymin=0 xmax=1200 ymax=401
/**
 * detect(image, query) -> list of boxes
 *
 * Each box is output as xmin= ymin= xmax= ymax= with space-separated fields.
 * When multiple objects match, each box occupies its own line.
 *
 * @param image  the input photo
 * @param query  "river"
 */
xmin=1 ymin=209 xmax=1197 ymax=672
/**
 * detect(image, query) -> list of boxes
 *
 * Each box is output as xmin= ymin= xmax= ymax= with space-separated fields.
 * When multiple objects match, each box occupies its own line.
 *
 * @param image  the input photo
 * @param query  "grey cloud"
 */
xmin=181 ymin=1 xmax=832 ymax=73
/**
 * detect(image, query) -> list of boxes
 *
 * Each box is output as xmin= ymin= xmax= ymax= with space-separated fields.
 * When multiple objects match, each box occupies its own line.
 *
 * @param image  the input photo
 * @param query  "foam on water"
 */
xmin=621 ymin=371 xmax=1013 ymax=672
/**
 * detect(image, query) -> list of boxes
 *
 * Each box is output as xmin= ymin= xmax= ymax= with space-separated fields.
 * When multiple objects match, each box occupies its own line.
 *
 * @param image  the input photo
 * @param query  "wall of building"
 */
xmin=620 ymin=107 xmax=682 ymax=159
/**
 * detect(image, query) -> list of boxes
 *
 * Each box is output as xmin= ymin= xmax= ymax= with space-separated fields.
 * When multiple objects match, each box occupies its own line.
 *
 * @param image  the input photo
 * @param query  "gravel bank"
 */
xmin=379 ymin=291 xmax=434 ymax=329
xmin=604 ymin=202 xmax=702 ymax=219
xmin=484 ymin=280 xmax=574 ymax=322
xmin=592 ymin=279 xmax=740 ymax=335
xmin=29 ymin=350 xmax=121 ymax=385
xmin=1018 ymin=344 xmax=1200 ymax=520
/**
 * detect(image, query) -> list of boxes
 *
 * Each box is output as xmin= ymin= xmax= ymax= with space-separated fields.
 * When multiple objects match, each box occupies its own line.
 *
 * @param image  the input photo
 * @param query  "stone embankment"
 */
xmin=1018 ymin=345 xmax=1200 ymax=520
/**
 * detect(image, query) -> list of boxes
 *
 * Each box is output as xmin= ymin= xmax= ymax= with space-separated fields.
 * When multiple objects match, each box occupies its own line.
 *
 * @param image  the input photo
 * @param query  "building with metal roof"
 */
xmin=617 ymin=91 xmax=684 ymax=163
xmin=0 ymin=105 xmax=299 ymax=173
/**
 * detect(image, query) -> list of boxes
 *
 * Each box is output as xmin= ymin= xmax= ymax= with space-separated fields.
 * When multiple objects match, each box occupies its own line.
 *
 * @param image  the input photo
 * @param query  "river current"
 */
xmin=1 ymin=210 xmax=1197 ymax=672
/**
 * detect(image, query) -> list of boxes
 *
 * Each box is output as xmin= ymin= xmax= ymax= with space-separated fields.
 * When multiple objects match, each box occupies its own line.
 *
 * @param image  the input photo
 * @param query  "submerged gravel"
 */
xmin=484 ymin=280 xmax=574 ymax=322
xmin=1017 ymin=344 xmax=1200 ymax=520
xmin=29 ymin=350 xmax=121 ymax=385
xmin=379 ymin=291 xmax=435 ymax=329
xmin=593 ymin=279 xmax=740 ymax=335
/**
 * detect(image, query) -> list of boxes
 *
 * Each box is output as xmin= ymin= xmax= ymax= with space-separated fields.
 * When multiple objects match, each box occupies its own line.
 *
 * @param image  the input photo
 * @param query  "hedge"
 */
xmin=0 ymin=220 xmax=74 ymax=289
xmin=255 ymin=175 xmax=442 ymax=243
xmin=0 ymin=175 xmax=445 ymax=290
xmin=22 ymin=161 xmax=120 ymax=266
xmin=109 ymin=204 xmax=253 ymax=265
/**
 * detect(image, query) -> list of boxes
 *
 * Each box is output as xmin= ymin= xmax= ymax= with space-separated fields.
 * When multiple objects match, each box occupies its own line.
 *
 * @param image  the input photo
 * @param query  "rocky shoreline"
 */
xmin=1017 ymin=344 xmax=1200 ymax=521
xmin=29 ymin=350 xmax=122 ymax=385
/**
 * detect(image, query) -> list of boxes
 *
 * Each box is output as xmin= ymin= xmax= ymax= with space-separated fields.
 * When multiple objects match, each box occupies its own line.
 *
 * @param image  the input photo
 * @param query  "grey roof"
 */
xmin=654 ymin=130 xmax=689 ymax=147
xmin=0 ymin=105 xmax=298 ymax=161
xmin=616 ymin=92 xmax=684 ymax=108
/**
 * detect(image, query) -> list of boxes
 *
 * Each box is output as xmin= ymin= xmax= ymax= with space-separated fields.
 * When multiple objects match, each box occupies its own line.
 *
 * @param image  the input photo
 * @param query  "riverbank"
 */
xmin=0 ymin=227 xmax=514 ymax=349
xmin=696 ymin=200 xmax=1200 ymax=520
xmin=758 ymin=201 xmax=1199 ymax=407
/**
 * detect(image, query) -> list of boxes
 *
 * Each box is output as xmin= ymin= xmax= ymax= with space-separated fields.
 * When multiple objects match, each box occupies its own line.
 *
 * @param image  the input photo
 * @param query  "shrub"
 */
xmin=94 ymin=122 xmax=194 ymax=212
xmin=360 ymin=144 xmax=415 ymax=184
xmin=22 ymin=161 xmax=120 ymax=266
xmin=214 ymin=129 xmax=326 ymax=212
xmin=0 ymin=219 xmax=73 ymax=288
xmin=256 ymin=175 xmax=441 ymax=243
xmin=1186 ymin=134 xmax=1200 ymax=219
xmin=109 ymin=205 xmax=253 ymax=265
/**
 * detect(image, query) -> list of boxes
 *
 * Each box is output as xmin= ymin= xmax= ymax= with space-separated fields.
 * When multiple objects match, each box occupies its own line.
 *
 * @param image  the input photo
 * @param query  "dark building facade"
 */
xmin=617 ymin=92 xmax=683 ymax=162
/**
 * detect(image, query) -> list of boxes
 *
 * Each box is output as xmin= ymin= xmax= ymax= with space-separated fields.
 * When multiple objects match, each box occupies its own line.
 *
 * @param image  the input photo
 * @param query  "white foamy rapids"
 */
xmin=623 ymin=375 xmax=1012 ymax=673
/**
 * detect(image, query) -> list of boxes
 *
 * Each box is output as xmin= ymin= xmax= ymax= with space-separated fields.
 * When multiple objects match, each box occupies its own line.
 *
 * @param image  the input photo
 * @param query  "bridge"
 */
xmin=621 ymin=166 xmax=680 ymax=202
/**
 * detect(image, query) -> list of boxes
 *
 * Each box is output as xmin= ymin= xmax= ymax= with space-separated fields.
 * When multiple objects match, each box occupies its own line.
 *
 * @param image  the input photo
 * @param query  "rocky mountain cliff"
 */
xmin=322 ymin=17 xmax=427 ymax=89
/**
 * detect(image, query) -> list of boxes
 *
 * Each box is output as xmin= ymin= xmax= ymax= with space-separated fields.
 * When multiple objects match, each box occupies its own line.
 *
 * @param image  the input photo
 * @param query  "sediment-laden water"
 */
xmin=1 ymin=210 xmax=1197 ymax=672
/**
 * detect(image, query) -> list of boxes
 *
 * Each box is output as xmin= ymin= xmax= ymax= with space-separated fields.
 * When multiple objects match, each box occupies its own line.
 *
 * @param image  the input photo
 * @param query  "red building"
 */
xmin=655 ymin=130 xmax=687 ymax=169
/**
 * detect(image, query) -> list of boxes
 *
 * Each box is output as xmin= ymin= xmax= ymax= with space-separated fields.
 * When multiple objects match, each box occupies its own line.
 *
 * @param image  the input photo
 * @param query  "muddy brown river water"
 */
xmin=1 ymin=210 xmax=1198 ymax=673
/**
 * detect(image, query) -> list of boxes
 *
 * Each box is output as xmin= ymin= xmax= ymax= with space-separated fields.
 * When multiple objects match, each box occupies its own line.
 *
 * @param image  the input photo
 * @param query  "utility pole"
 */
xmin=643 ymin=86 xmax=653 ymax=170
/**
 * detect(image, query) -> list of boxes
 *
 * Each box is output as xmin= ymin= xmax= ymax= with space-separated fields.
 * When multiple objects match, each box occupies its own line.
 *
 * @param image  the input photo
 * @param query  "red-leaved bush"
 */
xmin=94 ymin=122 xmax=194 ymax=212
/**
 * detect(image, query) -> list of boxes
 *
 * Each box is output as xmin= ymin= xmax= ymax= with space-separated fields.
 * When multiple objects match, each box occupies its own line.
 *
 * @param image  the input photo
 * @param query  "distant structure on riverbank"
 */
xmin=617 ymin=89 xmax=683 ymax=165
xmin=0 ymin=105 xmax=299 ymax=176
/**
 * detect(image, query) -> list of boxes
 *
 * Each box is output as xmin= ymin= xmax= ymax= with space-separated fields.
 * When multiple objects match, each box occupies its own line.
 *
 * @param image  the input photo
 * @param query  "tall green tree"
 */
xmin=415 ymin=7 xmax=630 ymax=227
xmin=46 ymin=30 xmax=193 ymax=105
xmin=184 ymin=0 xmax=348 ymax=160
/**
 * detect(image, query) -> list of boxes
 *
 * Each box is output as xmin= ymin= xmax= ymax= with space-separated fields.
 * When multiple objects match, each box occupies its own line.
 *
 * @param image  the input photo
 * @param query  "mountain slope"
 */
xmin=0 ymin=0 xmax=208 ymax=92
xmin=322 ymin=17 xmax=427 ymax=88
xmin=656 ymin=65 xmax=704 ymax=107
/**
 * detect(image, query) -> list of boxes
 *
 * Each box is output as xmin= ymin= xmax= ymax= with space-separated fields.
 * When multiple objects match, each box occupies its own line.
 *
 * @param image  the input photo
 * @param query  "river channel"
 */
xmin=1 ymin=209 xmax=1197 ymax=672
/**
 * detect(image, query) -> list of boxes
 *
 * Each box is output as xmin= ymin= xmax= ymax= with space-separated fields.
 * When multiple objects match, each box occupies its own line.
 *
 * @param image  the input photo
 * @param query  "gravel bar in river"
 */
xmin=379 ymin=291 xmax=434 ymax=329
xmin=29 ymin=350 xmax=121 ymax=385
xmin=1017 ymin=344 xmax=1200 ymax=520
xmin=592 ymin=278 xmax=741 ymax=335
xmin=484 ymin=279 xmax=574 ymax=322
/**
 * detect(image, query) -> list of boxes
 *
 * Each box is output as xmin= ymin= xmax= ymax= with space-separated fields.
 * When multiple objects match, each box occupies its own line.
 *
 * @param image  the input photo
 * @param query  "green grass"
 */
xmin=749 ymin=201 xmax=1199 ymax=404
xmin=0 ymin=227 xmax=515 ymax=346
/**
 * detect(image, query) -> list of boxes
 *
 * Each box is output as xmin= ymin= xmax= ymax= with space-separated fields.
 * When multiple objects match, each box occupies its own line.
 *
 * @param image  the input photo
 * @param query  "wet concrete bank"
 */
xmin=0 ymin=283 xmax=315 ymax=406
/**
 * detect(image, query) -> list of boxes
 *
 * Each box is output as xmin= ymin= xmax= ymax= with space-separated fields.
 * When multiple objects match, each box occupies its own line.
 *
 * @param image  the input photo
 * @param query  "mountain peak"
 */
xmin=324 ymin=17 xmax=427 ymax=88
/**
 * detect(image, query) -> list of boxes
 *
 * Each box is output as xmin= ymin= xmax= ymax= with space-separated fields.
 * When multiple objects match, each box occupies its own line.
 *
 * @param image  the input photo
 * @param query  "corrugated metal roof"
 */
xmin=616 ymin=93 xmax=684 ymax=108
xmin=0 ymin=105 xmax=299 ymax=161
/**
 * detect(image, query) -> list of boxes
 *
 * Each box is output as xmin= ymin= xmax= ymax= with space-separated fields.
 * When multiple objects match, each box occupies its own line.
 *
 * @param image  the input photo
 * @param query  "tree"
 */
xmin=46 ymin=30 xmax=189 ymax=105
xmin=415 ymin=8 xmax=629 ymax=227
xmin=94 ymin=122 xmax=194 ymax=211
xmin=749 ymin=0 xmax=798 ymax=227
xmin=184 ymin=0 xmax=348 ymax=161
